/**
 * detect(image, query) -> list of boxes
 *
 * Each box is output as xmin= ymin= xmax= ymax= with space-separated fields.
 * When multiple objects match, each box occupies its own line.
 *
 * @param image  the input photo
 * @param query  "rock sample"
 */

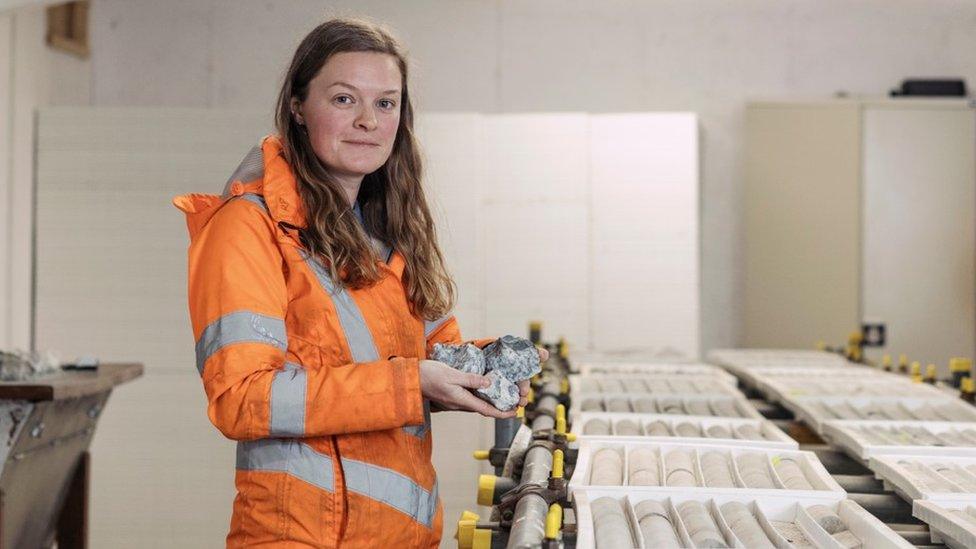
xmin=430 ymin=343 xmax=485 ymax=375
xmin=482 ymin=335 xmax=541 ymax=381
xmin=476 ymin=370 xmax=520 ymax=412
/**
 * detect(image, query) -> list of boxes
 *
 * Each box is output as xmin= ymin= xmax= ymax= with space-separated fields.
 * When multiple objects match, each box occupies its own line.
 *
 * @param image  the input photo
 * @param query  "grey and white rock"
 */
xmin=482 ymin=335 xmax=541 ymax=382
xmin=430 ymin=343 xmax=486 ymax=375
xmin=476 ymin=370 xmax=520 ymax=411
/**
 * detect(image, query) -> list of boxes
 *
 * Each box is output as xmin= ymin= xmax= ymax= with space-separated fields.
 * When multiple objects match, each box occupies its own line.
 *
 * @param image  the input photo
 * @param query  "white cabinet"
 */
xmin=744 ymin=99 xmax=976 ymax=372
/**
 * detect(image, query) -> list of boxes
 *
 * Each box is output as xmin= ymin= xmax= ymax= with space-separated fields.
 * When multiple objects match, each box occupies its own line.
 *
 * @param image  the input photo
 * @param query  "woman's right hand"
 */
xmin=419 ymin=360 xmax=517 ymax=419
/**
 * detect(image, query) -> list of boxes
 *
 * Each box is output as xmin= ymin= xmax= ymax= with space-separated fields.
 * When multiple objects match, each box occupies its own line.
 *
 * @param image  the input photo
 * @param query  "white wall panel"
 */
xmin=589 ymin=113 xmax=699 ymax=357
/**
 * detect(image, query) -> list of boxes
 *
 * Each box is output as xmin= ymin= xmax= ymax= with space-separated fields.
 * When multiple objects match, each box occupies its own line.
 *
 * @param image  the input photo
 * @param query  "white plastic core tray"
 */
xmin=571 ymin=393 xmax=762 ymax=419
xmin=568 ymin=440 xmax=844 ymax=502
xmin=574 ymin=361 xmax=737 ymax=383
xmin=823 ymin=420 xmax=976 ymax=462
xmin=571 ymin=412 xmax=798 ymax=449
xmin=570 ymin=374 xmax=743 ymax=397
xmin=869 ymin=454 xmax=976 ymax=507
xmin=737 ymin=365 xmax=887 ymax=394
xmin=913 ymin=500 xmax=976 ymax=549
xmin=782 ymin=396 xmax=976 ymax=434
xmin=574 ymin=491 xmax=911 ymax=549
xmin=761 ymin=377 xmax=946 ymax=404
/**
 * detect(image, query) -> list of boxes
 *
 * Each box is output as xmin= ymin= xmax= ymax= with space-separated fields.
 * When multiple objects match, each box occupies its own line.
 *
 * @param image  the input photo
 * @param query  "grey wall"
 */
xmin=89 ymin=0 xmax=976 ymax=351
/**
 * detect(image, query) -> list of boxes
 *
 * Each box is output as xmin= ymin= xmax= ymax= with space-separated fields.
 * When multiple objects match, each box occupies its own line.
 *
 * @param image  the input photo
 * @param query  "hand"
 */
xmin=514 ymin=347 xmax=548 ymax=408
xmin=419 ymin=360 xmax=517 ymax=419
xmin=537 ymin=346 xmax=550 ymax=363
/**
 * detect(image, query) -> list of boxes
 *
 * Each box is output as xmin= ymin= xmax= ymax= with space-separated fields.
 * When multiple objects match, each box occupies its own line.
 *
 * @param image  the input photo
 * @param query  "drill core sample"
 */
xmin=736 ymin=453 xmax=776 ymax=489
xmin=720 ymin=502 xmax=774 ymax=548
xmin=591 ymin=497 xmax=635 ymax=549
xmin=628 ymin=447 xmax=660 ymax=486
xmin=806 ymin=505 xmax=845 ymax=534
xmin=583 ymin=418 xmax=611 ymax=436
xmin=701 ymin=451 xmax=736 ymax=488
xmin=677 ymin=500 xmax=727 ymax=548
xmin=633 ymin=500 xmax=681 ymax=548
xmin=590 ymin=447 xmax=624 ymax=485
xmin=774 ymin=457 xmax=814 ymax=490
xmin=664 ymin=449 xmax=697 ymax=487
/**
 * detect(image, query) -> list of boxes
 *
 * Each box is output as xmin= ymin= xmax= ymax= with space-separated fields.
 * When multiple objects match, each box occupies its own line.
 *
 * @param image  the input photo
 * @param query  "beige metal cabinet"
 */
xmin=744 ymin=98 xmax=976 ymax=372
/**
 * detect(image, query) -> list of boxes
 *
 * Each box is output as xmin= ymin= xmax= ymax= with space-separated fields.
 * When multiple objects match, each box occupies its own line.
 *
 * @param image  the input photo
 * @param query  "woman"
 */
xmin=174 ymin=18 xmax=543 ymax=548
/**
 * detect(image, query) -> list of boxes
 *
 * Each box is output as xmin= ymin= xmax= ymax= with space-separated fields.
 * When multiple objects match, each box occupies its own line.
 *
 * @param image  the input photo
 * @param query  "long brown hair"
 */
xmin=275 ymin=18 xmax=455 ymax=320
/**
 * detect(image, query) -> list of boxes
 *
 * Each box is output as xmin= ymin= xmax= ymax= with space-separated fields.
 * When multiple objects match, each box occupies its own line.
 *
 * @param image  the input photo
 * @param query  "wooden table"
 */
xmin=0 ymin=363 xmax=143 ymax=549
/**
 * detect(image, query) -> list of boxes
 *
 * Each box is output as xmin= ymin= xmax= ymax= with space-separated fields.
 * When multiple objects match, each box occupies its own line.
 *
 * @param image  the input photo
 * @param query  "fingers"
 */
xmin=451 ymin=389 xmax=515 ymax=419
xmin=455 ymin=371 xmax=492 ymax=390
xmin=537 ymin=347 xmax=549 ymax=362
xmin=518 ymin=379 xmax=530 ymax=396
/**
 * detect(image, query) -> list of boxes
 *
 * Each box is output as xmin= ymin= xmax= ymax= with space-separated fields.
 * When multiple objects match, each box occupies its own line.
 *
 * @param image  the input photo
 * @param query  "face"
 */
xmin=292 ymin=51 xmax=402 ymax=185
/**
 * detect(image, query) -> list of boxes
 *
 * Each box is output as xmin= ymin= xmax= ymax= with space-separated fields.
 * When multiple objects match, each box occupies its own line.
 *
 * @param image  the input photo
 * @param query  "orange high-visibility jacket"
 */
xmin=173 ymin=135 xmax=460 ymax=547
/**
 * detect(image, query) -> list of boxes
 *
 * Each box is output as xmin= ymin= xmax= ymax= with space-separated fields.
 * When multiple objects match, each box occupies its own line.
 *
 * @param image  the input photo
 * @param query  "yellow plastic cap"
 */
xmin=516 ymin=406 xmax=525 ymax=419
xmin=926 ymin=364 xmax=937 ymax=379
xmin=560 ymin=377 xmax=570 ymax=395
xmin=457 ymin=517 xmax=477 ymax=549
xmin=882 ymin=355 xmax=892 ymax=366
xmin=911 ymin=374 xmax=922 ymax=384
xmin=963 ymin=377 xmax=975 ymax=393
xmin=527 ymin=387 xmax=535 ymax=403
xmin=545 ymin=503 xmax=563 ymax=540
xmin=951 ymin=358 xmax=973 ymax=372
xmin=529 ymin=321 xmax=543 ymax=331
xmin=558 ymin=337 xmax=568 ymax=359
xmin=552 ymin=449 xmax=565 ymax=479
xmin=477 ymin=475 xmax=496 ymax=507
xmin=816 ymin=341 xmax=826 ymax=351
xmin=555 ymin=404 xmax=567 ymax=434
xmin=899 ymin=354 xmax=908 ymax=365
xmin=472 ymin=450 xmax=489 ymax=461
xmin=848 ymin=331 xmax=863 ymax=344
xmin=472 ymin=528 xmax=492 ymax=549
xmin=911 ymin=361 xmax=921 ymax=376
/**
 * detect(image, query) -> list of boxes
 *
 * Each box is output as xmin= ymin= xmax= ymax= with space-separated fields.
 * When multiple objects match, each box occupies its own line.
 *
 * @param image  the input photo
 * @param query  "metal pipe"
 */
xmin=506 ymin=495 xmax=549 ymax=549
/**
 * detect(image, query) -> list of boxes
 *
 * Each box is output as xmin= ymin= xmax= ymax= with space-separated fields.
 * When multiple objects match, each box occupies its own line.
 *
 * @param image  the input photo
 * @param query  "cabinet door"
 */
xmin=863 ymin=105 xmax=976 ymax=372
xmin=743 ymin=104 xmax=861 ymax=349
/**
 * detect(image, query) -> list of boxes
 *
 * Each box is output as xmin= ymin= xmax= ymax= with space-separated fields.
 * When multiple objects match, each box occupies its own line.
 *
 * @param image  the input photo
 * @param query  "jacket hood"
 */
xmin=173 ymin=135 xmax=307 ymax=239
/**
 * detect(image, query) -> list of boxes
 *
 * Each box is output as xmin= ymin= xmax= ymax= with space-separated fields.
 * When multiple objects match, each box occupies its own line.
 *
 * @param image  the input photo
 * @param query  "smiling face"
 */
xmin=292 ymin=51 xmax=402 ymax=189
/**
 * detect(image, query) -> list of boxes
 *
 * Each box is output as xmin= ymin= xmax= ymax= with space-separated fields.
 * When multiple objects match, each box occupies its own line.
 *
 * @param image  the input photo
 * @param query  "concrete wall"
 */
xmin=88 ymin=0 xmax=976 ymax=352
xmin=0 ymin=3 xmax=90 ymax=351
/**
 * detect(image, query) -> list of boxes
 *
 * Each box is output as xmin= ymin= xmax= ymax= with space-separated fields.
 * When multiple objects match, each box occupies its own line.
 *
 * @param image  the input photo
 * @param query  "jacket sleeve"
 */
xmin=188 ymin=198 xmax=423 ymax=441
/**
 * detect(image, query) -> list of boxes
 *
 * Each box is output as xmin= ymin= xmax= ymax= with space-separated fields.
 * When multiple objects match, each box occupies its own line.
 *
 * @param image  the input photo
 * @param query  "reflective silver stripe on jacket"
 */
xmin=195 ymin=311 xmax=287 ymax=375
xmin=270 ymin=362 xmax=306 ymax=436
xmin=341 ymin=457 xmax=438 ymax=528
xmin=424 ymin=314 xmax=453 ymax=338
xmin=236 ymin=439 xmax=334 ymax=491
xmin=304 ymin=256 xmax=380 ymax=363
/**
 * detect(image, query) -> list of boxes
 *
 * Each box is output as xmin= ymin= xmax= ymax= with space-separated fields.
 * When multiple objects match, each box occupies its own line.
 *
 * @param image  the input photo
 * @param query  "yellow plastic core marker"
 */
xmin=456 ymin=511 xmax=480 ymax=549
xmin=925 ymin=364 xmax=937 ymax=381
xmin=555 ymin=404 xmax=567 ymax=435
xmin=545 ymin=503 xmax=563 ymax=540
xmin=472 ymin=450 xmax=489 ymax=461
xmin=881 ymin=355 xmax=892 ymax=370
xmin=552 ymin=449 xmax=565 ymax=479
